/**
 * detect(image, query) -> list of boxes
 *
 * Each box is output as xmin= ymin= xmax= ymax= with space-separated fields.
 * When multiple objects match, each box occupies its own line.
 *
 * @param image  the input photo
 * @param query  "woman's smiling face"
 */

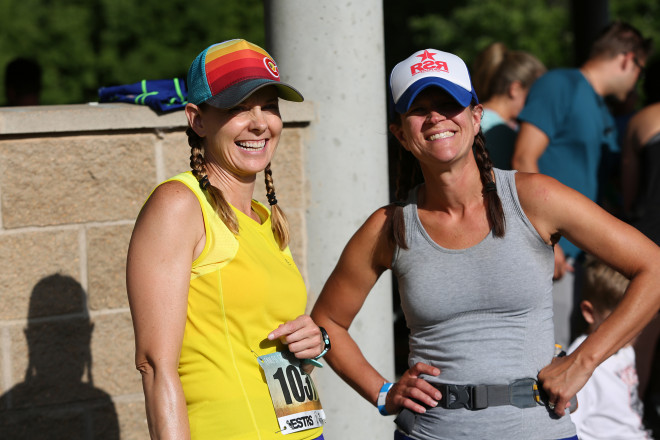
xmin=196 ymin=86 xmax=283 ymax=180
xmin=391 ymin=87 xmax=482 ymax=167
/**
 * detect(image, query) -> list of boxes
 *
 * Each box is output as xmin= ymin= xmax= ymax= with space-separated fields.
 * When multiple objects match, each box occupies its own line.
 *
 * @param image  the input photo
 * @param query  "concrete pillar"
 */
xmin=265 ymin=1 xmax=395 ymax=438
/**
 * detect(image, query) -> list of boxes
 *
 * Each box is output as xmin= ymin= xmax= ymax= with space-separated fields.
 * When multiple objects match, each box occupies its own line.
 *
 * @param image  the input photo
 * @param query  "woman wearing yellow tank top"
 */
xmin=127 ymin=40 xmax=328 ymax=440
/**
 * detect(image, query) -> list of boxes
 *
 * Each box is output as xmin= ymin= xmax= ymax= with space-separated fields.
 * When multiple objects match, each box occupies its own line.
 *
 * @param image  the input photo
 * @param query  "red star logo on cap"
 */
xmin=417 ymin=50 xmax=437 ymax=61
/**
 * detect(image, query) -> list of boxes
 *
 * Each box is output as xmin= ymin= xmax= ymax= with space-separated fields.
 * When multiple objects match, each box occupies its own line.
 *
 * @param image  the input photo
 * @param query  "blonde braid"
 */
xmin=264 ymin=163 xmax=290 ymax=250
xmin=186 ymin=127 xmax=239 ymax=234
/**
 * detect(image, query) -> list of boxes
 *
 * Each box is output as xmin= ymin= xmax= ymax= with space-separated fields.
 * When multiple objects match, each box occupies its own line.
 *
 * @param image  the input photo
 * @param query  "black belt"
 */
xmin=435 ymin=378 xmax=543 ymax=410
xmin=394 ymin=378 xmax=546 ymax=436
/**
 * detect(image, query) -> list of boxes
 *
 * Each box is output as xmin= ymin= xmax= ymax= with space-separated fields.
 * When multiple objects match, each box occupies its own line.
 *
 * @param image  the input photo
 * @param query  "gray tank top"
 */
xmin=392 ymin=169 xmax=576 ymax=439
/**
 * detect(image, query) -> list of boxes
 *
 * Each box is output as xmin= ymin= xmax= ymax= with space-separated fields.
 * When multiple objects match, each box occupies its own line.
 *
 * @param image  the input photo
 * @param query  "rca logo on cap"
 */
xmin=410 ymin=50 xmax=449 ymax=75
xmin=264 ymin=57 xmax=280 ymax=78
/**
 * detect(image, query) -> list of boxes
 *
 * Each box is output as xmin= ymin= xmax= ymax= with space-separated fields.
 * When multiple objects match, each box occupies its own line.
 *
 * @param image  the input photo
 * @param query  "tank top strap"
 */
xmin=164 ymin=171 xmax=239 ymax=272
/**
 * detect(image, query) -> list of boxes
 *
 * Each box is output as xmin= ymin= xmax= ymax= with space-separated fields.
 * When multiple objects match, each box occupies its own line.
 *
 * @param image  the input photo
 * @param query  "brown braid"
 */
xmin=392 ymin=142 xmax=424 ymax=249
xmin=186 ymin=126 xmax=239 ymax=235
xmin=264 ymin=163 xmax=290 ymax=250
xmin=394 ymin=146 xmax=423 ymax=201
xmin=473 ymin=129 xmax=506 ymax=237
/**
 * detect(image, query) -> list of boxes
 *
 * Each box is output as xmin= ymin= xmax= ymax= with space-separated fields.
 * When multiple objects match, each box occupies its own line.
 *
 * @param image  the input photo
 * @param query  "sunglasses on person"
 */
xmin=632 ymin=55 xmax=646 ymax=80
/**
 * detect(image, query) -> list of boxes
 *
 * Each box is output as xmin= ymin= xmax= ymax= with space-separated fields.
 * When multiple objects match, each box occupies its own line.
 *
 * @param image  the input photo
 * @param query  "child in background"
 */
xmin=568 ymin=255 xmax=653 ymax=439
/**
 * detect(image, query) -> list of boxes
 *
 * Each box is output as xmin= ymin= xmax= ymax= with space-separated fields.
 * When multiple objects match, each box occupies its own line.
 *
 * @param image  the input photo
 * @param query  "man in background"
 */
xmin=512 ymin=21 xmax=652 ymax=348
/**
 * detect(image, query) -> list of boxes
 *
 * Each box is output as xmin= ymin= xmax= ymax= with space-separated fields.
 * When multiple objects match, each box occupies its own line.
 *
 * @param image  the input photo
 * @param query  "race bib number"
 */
xmin=258 ymin=351 xmax=326 ymax=435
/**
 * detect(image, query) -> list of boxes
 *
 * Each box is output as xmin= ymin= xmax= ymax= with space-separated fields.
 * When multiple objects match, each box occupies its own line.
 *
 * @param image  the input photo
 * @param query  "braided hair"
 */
xmin=187 ymin=126 xmax=239 ymax=235
xmin=264 ymin=163 xmax=290 ymax=250
xmin=473 ymin=128 xmax=505 ymax=237
xmin=186 ymin=126 xmax=291 ymax=250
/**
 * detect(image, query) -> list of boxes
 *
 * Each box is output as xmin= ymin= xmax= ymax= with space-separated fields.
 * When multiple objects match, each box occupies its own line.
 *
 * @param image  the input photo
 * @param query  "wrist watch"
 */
xmin=313 ymin=327 xmax=331 ymax=360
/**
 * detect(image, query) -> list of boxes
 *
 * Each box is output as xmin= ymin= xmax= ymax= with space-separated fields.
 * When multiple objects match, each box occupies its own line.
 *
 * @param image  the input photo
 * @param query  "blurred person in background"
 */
xmin=622 ymin=56 xmax=660 ymax=242
xmin=472 ymin=42 xmax=546 ymax=170
xmin=621 ymin=55 xmax=660 ymax=439
xmin=568 ymin=256 xmax=653 ymax=440
xmin=512 ymin=21 xmax=652 ymax=349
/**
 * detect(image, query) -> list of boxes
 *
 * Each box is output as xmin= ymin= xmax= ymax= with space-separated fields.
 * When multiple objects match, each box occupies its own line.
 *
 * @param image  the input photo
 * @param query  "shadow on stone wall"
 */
xmin=0 ymin=274 xmax=119 ymax=439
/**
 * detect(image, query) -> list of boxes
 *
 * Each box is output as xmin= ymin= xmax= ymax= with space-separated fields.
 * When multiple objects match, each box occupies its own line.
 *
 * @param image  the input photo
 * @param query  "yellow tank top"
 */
xmin=166 ymin=172 xmax=322 ymax=440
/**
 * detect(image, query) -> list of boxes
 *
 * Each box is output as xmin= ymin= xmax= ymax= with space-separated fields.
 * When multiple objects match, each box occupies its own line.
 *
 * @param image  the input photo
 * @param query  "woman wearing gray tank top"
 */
xmin=311 ymin=48 xmax=660 ymax=440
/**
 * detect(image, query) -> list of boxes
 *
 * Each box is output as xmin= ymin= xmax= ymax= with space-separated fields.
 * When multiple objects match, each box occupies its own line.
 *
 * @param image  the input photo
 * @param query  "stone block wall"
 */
xmin=0 ymin=101 xmax=314 ymax=439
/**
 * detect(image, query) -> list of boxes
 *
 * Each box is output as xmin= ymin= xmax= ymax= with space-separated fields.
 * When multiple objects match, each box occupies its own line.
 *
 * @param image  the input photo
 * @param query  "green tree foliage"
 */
xmin=383 ymin=0 xmax=659 ymax=86
xmin=611 ymin=0 xmax=660 ymax=47
xmin=2 ymin=1 xmax=658 ymax=106
xmin=410 ymin=1 xmax=570 ymax=68
xmin=0 ymin=0 xmax=264 ymax=105
xmin=384 ymin=0 xmax=572 ymax=75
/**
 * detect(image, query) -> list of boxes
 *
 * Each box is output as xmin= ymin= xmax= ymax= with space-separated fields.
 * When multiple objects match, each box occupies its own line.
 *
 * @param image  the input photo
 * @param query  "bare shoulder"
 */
xmin=357 ymin=204 xmax=401 ymax=249
xmin=628 ymin=103 xmax=660 ymax=147
xmin=132 ymin=180 xmax=204 ymax=248
xmin=513 ymin=171 xmax=587 ymax=243
xmin=143 ymin=180 xmax=199 ymax=213
xmin=515 ymin=171 xmax=590 ymax=214
xmin=632 ymin=102 xmax=660 ymax=123
xmin=514 ymin=172 xmax=568 ymax=208
xmin=341 ymin=204 xmax=397 ymax=271
xmin=138 ymin=180 xmax=202 ymax=227
xmin=362 ymin=205 xmax=395 ymax=232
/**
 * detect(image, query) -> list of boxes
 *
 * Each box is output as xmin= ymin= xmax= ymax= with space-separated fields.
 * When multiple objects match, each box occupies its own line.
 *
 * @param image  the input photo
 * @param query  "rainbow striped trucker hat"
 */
xmin=187 ymin=39 xmax=303 ymax=108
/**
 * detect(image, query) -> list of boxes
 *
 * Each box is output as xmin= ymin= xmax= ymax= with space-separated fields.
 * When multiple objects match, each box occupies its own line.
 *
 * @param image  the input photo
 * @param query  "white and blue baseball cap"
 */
xmin=390 ymin=49 xmax=479 ymax=114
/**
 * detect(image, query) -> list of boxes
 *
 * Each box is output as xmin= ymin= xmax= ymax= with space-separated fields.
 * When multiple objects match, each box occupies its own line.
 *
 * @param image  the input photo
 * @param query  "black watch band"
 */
xmin=313 ymin=327 xmax=331 ymax=360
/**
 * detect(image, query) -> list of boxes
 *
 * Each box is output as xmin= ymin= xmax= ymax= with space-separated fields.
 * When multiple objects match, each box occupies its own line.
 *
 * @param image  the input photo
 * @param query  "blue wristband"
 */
xmin=313 ymin=327 xmax=331 ymax=360
xmin=303 ymin=358 xmax=324 ymax=368
xmin=377 ymin=382 xmax=394 ymax=415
